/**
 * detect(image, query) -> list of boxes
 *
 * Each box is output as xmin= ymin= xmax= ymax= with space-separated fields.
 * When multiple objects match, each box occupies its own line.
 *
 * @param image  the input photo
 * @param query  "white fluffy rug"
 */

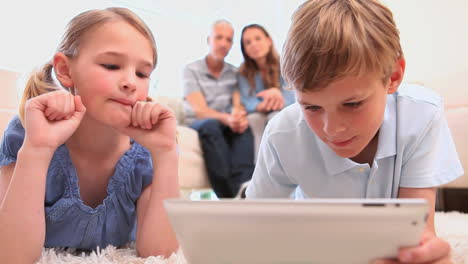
xmin=36 ymin=212 xmax=468 ymax=264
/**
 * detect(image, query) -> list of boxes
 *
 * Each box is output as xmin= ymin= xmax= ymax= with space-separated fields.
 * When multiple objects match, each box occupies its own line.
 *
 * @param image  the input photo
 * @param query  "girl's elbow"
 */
xmin=137 ymin=243 xmax=179 ymax=259
xmin=30 ymin=249 xmax=43 ymax=264
xmin=0 ymin=247 xmax=42 ymax=264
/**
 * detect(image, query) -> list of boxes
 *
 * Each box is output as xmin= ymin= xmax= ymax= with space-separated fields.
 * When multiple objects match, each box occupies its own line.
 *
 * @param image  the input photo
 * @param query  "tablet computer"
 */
xmin=164 ymin=199 xmax=428 ymax=264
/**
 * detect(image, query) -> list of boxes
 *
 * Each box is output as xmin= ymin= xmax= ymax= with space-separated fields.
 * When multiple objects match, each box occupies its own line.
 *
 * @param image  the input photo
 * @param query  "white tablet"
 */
xmin=164 ymin=199 xmax=428 ymax=264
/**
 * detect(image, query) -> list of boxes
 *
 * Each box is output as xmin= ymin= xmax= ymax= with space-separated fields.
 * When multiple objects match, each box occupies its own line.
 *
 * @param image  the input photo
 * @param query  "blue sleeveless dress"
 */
xmin=0 ymin=116 xmax=154 ymax=250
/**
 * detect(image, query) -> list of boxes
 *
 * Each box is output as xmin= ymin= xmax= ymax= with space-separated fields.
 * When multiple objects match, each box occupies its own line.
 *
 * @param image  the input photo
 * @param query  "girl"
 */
xmin=238 ymin=24 xmax=295 ymax=159
xmin=0 ymin=8 xmax=179 ymax=263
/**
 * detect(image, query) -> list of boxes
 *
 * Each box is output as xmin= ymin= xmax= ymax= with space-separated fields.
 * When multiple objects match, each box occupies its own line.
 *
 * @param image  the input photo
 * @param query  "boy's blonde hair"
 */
xmin=19 ymin=7 xmax=157 ymax=123
xmin=281 ymin=0 xmax=403 ymax=92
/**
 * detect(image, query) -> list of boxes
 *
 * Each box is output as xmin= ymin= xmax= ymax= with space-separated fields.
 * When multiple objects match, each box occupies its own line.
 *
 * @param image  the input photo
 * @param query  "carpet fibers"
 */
xmin=36 ymin=212 xmax=468 ymax=264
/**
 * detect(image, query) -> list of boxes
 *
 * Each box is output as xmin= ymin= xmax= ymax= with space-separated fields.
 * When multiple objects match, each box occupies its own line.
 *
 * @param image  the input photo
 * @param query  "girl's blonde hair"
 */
xmin=19 ymin=7 xmax=157 ymax=123
xmin=239 ymin=24 xmax=280 ymax=95
xmin=281 ymin=0 xmax=403 ymax=92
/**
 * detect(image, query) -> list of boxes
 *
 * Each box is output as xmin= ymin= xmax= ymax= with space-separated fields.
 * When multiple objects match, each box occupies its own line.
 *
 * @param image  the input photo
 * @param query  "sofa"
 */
xmin=443 ymin=105 xmax=468 ymax=187
xmin=438 ymin=104 xmax=468 ymax=211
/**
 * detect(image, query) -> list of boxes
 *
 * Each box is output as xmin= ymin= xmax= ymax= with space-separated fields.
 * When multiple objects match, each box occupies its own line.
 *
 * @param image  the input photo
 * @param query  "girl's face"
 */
xmin=68 ymin=20 xmax=154 ymax=128
xmin=242 ymin=27 xmax=272 ymax=62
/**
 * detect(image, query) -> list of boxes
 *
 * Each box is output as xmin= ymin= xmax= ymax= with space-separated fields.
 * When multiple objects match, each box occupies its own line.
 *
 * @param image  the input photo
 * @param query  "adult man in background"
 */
xmin=182 ymin=20 xmax=254 ymax=198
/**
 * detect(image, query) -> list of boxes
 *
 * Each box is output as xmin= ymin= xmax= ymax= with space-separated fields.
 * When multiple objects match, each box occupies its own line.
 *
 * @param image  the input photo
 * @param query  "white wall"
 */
xmin=0 ymin=0 xmax=303 ymax=97
xmin=1 ymin=0 xmax=467 ymax=104
xmin=382 ymin=0 xmax=468 ymax=106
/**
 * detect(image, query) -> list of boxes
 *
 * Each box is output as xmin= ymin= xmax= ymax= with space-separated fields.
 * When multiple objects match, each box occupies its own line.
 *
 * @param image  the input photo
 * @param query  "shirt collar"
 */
xmin=316 ymin=135 xmax=359 ymax=175
xmin=202 ymin=56 xmax=232 ymax=78
xmin=374 ymin=94 xmax=397 ymax=160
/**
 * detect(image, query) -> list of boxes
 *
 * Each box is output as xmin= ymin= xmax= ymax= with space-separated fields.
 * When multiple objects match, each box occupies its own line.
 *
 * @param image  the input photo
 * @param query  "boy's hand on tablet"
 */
xmin=398 ymin=233 xmax=451 ymax=264
xmin=372 ymin=232 xmax=451 ymax=264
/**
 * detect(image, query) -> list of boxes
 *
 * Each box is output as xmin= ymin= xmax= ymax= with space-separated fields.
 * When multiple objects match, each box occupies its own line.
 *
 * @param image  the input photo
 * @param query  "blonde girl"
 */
xmin=0 ymin=7 xmax=179 ymax=263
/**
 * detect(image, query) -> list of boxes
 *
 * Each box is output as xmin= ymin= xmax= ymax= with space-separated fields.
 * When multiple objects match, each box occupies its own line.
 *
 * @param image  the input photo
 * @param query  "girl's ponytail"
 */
xmin=19 ymin=62 xmax=57 ymax=124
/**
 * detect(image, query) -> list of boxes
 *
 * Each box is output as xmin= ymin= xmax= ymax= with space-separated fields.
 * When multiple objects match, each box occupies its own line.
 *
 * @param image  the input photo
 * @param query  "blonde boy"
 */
xmin=246 ymin=0 xmax=463 ymax=263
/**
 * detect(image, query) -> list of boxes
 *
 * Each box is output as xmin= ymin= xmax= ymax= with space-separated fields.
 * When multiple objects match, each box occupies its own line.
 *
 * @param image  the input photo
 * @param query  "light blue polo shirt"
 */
xmin=246 ymin=84 xmax=464 ymax=199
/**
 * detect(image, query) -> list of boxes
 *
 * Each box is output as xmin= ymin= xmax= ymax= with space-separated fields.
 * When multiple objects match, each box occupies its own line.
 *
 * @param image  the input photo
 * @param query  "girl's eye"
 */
xmin=305 ymin=105 xmax=322 ymax=112
xmin=136 ymin=72 xmax=149 ymax=78
xmin=343 ymin=101 xmax=362 ymax=108
xmin=101 ymin=64 xmax=119 ymax=70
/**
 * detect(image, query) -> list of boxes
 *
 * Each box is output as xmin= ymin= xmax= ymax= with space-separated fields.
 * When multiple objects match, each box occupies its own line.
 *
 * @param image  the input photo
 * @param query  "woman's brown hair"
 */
xmin=239 ymin=24 xmax=280 ymax=95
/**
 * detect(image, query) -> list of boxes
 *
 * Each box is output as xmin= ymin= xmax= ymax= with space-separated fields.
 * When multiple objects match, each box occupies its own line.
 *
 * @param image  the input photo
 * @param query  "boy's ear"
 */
xmin=387 ymin=58 xmax=406 ymax=94
xmin=53 ymin=52 xmax=74 ymax=88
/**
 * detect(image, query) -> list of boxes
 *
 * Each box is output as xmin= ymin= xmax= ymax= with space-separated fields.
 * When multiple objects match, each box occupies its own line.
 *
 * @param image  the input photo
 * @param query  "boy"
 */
xmin=246 ymin=0 xmax=463 ymax=263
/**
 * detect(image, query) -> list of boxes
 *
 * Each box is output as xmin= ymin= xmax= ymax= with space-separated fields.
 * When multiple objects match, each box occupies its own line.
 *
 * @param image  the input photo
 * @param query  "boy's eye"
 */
xmin=101 ymin=64 xmax=119 ymax=70
xmin=343 ymin=101 xmax=362 ymax=108
xmin=305 ymin=105 xmax=322 ymax=112
xmin=136 ymin=72 xmax=149 ymax=78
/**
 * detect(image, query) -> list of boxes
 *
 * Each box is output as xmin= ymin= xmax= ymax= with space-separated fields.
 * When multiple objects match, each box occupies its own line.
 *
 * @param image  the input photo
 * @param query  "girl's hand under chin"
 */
xmin=118 ymin=100 xmax=177 ymax=154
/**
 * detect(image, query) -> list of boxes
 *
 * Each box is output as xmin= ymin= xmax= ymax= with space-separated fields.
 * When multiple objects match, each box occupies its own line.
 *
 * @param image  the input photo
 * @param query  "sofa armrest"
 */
xmin=177 ymin=125 xmax=210 ymax=189
xmin=153 ymin=96 xmax=186 ymax=125
xmin=442 ymin=106 xmax=468 ymax=188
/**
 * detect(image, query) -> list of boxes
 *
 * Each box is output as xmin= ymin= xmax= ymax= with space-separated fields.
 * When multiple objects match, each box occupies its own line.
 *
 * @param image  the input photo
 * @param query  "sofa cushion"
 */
xmin=443 ymin=106 xmax=468 ymax=188
xmin=153 ymin=96 xmax=185 ymax=125
xmin=177 ymin=125 xmax=210 ymax=189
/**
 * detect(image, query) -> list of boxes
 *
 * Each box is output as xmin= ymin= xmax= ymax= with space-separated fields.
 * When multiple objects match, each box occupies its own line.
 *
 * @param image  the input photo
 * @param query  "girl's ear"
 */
xmin=387 ymin=58 xmax=406 ymax=94
xmin=53 ymin=52 xmax=74 ymax=88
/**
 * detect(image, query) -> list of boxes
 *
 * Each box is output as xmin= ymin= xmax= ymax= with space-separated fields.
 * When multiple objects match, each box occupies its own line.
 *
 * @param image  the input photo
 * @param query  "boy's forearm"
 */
xmin=137 ymin=149 xmax=179 ymax=258
xmin=0 ymin=145 xmax=53 ymax=263
xmin=398 ymin=187 xmax=436 ymax=234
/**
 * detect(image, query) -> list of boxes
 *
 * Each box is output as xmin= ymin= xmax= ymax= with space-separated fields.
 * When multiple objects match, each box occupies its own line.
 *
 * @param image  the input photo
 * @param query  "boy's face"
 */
xmin=296 ymin=74 xmax=399 ymax=160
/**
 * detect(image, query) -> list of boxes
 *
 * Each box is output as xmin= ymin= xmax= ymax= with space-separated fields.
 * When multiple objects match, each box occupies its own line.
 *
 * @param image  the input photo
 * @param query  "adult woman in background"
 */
xmin=238 ymin=24 xmax=295 ymax=160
